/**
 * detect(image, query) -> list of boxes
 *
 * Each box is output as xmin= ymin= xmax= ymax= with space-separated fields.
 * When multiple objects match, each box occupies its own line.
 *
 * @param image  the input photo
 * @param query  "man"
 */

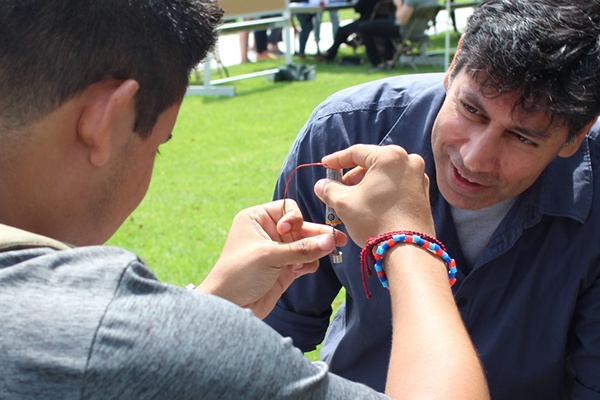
xmin=0 ymin=0 xmax=489 ymax=398
xmin=265 ymin=0 xmax=600 ymax=398
xmin=316 ymin=0 xmax=388 ymax=63
xmin=358 ymin=0 xmax=439 ymax=71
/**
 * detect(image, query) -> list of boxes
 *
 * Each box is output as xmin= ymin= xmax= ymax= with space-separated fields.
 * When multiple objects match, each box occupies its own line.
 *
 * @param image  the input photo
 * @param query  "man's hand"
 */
xmin=197 ymin=199 xmax=347 ymax=319
xmin=315 ymin=144 xmax=434 ymax=247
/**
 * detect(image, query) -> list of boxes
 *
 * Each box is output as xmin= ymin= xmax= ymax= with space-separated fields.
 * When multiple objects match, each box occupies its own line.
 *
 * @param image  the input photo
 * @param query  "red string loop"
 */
xmin=359 ymin=231 xmax=446 ymax=299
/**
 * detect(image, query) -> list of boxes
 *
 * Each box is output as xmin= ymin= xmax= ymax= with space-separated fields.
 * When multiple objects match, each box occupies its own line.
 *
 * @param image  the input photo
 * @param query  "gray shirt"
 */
xmin=0 ymin=245 xmax=388 ymax=399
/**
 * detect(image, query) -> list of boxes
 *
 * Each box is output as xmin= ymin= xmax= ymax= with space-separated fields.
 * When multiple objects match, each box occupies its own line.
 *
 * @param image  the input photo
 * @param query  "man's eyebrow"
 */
xmin=459 ymin=87 xmax=552 ymax=140
xmin=459 ymin=88 xmax=488 ymax=115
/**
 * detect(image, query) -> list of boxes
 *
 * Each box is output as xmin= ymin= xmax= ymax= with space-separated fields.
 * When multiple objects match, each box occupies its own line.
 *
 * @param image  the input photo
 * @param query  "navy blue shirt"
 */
xmin=264 ymin=73 xmax=600 ymax=399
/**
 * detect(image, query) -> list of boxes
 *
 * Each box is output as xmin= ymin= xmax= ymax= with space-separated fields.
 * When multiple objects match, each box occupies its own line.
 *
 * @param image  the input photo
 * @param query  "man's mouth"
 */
xmin=456 ymin=167 xmax=478 ymax=184
xmin=452 ymin=163 xmax=486 ymax=188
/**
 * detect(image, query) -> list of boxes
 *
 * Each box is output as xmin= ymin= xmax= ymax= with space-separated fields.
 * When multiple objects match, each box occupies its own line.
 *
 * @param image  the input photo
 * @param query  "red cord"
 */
xmin=282 ymin=162 xmax=324 ymax=216
xmin=360 ymin=231 xmax=446 ymax=299
xmin=265 ymin=163 xmax=323 ymax=238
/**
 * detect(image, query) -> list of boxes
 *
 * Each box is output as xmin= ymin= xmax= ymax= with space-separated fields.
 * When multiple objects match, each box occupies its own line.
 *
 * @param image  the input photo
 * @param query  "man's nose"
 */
xmin=460 ymin=129 xmax=499 ymax=173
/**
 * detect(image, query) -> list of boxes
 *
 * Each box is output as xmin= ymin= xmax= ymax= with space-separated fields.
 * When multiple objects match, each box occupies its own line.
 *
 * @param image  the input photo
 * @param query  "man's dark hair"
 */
xmin=0 ymin=0 xmax=223 ymax=137
xmin=452 ymin=0 xmax=600 ymax=141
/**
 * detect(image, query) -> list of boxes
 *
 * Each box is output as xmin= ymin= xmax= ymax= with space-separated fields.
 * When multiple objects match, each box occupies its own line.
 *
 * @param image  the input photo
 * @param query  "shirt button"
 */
xmin=456 ymin=297 xmax=468 ymax=308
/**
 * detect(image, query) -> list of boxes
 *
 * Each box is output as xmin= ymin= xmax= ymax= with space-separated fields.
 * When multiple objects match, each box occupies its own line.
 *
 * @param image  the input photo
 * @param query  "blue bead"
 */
xmin=374 ymin=262 xmax=383 ymax=272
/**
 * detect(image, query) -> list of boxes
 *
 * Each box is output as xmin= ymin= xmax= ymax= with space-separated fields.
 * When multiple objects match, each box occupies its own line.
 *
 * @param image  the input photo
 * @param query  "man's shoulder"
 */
xmin=313 ymin=73 xmax=445 ymax=118
xmin=287 ymin=73 xmax=444 ymax=158
xmin=0 ymin=244 xmax=143 ymax=277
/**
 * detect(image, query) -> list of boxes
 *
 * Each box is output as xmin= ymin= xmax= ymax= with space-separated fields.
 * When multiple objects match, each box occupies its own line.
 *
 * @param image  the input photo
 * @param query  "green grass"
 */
xmin=106 ymin=32 xmax=457 ymax=359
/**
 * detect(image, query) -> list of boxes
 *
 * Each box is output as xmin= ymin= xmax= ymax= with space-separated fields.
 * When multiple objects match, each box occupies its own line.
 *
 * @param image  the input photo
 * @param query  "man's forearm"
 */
xmin=384 ymin=246 xmax=489 ymax=399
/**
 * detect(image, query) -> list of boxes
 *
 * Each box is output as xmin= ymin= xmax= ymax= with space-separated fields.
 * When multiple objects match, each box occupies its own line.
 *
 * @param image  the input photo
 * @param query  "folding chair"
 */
xmin=393 ymin=5 xmax=442 ymax=70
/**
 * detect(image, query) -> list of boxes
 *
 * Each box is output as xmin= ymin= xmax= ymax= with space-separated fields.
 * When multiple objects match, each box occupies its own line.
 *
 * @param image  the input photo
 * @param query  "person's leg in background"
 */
xmin=357 ymin=17 xmax=401 ymax=70
xmin=312 ymin=13 xmax=322 ymax=55
xmin=295 ymin=13 xmax=314 ymax=58
xmin=320 ymin=19 xmax=363 ymax=62
xmin=381 ymin=35 xmax=397 ymax=65
xmin=239 ymin=30 xmax=250 ymax=63
xmin=329 ymin=11 xmax=340 ymax=37
xmin=313 ymin=11 xmax=339 ymax=57
xmin=268 ymin=28 xmax=283 ymax=56
xmin=254 ymin=29 xmax=277 ymax=60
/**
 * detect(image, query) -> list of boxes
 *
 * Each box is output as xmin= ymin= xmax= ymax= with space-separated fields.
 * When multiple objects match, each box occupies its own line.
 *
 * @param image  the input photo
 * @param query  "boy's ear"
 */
xmin=77 ymin=79 xmax=140 ymax=167
xmin=558 ymin=115 xmax=599 ymax=158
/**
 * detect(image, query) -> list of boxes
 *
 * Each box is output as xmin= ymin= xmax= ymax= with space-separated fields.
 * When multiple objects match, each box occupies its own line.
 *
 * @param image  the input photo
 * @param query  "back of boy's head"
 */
xmin=0 ymin=0 xmax=223 ymax=136
xmin=453 ymin=0 xmax=600 ymax=140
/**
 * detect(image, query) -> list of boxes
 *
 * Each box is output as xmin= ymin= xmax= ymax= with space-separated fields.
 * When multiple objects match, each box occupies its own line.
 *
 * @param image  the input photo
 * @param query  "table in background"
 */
xmin=187 ymin=0 xmax=292 ymax=97
xmin=288 ymin=0 xmax=358 ymax=14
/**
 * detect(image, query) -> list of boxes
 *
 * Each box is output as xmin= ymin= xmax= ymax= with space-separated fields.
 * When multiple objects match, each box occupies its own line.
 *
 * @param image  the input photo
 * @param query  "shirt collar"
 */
xmin=536 ymin=133 xmax=594 ymax=223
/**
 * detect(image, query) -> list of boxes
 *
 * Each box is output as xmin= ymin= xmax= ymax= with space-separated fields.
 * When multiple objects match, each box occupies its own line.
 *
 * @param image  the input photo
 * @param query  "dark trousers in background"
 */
xmin=358 ymin=17 xmax=401 ymax=66
xmin=254 ymin=27 xmax=282 ymax=53
xmin=295 ymin=13 xmax=316 ymax=56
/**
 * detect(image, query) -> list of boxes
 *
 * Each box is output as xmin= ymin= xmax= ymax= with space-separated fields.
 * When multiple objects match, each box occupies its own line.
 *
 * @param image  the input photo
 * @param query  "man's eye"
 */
xmin=461 ymin=101 xmax=478 ymax=114
xmin=515 ymin=133 xmax=536 ymax=146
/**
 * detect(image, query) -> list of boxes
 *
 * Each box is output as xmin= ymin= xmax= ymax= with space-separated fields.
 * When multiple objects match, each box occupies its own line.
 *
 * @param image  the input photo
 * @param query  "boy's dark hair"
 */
xmin=0 ymin=0 xmax=223 ymax=137
xmin=452 ymin=0 xmax=600 ymax=140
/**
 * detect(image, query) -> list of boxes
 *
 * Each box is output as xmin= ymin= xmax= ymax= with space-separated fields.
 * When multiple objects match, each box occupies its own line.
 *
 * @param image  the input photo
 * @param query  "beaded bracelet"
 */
xmin=359 ymin=231 xmax=457 ymax=299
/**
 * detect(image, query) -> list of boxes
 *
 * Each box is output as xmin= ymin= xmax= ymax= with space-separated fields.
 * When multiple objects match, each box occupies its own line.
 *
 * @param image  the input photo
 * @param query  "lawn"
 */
xmin=106 ymin=31 xmax=457 ymax=359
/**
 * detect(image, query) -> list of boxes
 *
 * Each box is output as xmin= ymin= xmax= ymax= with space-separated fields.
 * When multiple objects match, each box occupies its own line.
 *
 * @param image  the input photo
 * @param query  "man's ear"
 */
xmin=77 ymin=79 xmax=140 ymax=167
xmin=558 ymin=115 xmax=599 ymax=158
xmin=443 ymin=35 xmax=463 ymax=90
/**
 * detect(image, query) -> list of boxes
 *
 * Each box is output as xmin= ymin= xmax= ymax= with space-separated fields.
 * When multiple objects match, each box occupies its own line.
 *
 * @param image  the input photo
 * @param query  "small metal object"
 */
xmin=325 ymin=168 xmax=343 ymax=226
xmin=330 ymin=227 xmax=343 ymax=264
xmin=330 ymin=246 xmax=344 ymax=264
xmin=326 ymin=168 xmax=344 ymax=264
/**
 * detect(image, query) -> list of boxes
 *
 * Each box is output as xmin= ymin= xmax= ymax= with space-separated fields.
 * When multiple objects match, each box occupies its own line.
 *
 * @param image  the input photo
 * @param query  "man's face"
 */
xmin=431 ymin=70 xmax=572 ymax=210
xmin=94 ymin=104 xmax=180 ymax=243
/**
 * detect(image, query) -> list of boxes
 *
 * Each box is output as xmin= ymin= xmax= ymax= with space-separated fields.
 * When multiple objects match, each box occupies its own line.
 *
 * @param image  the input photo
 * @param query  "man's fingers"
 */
xmin=269 ymin=233 xmax=336 ymax=268
xmin=322 ymin=144 xmax=410 ymax=171
xmin=321 ymin=144 xmax=377 ymax=170
xmin=298 ymin=222 xmax=348 ymax=247
xmin=342 ymin=166 xmax=367 ymax=186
